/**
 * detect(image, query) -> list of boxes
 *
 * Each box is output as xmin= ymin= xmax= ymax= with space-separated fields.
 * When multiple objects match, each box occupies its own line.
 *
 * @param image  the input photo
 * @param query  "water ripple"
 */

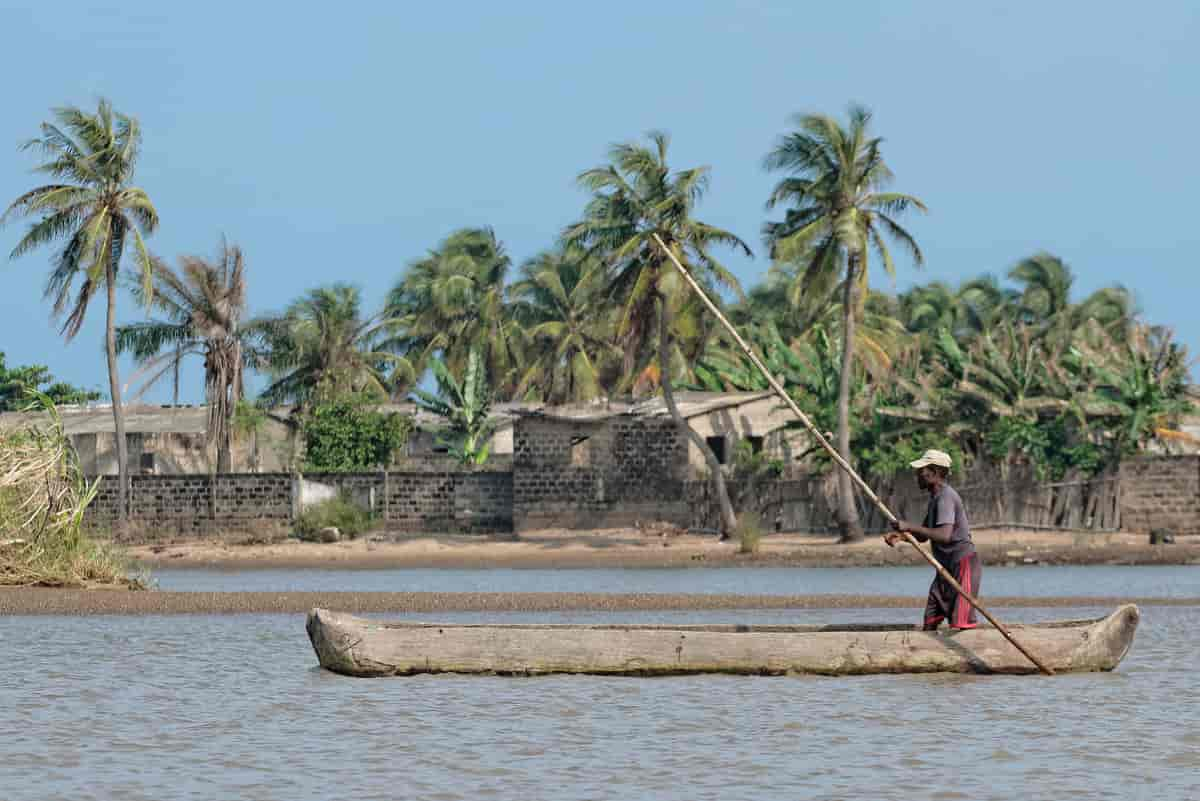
xmin=1 ymin=606 xmax=1197 ymax=800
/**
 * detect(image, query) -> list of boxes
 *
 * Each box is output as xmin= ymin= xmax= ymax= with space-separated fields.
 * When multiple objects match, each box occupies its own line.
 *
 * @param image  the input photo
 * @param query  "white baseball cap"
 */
xmin=910 ymin=449 xmax=952 ymax=469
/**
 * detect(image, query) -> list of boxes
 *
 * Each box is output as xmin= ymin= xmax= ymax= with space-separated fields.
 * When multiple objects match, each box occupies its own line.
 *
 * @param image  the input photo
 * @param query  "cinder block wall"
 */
xmin=512 ymin=416 xmax=690 ymax=531
xmin=86 ymin=473 xmax=293 ymax=538
xmin=305 ymin=469 xmax=513 ymax=533
xmin=84 ymin=469 xmax=513 ymax=539
xmin=1118 ymin=456 xmax=1200 ymax=536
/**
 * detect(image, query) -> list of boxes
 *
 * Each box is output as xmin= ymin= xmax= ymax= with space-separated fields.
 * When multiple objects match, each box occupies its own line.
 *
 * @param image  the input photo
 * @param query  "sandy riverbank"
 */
xmin=121 ymin=527 xmax=1200 ymax=570
xmin=2 ymin=588 xmax=1194 ymax=616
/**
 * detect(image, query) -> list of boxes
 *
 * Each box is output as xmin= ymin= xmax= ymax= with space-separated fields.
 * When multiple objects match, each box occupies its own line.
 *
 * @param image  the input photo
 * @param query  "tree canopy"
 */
xmin=0 ymin=352 xmax=99 ymax=412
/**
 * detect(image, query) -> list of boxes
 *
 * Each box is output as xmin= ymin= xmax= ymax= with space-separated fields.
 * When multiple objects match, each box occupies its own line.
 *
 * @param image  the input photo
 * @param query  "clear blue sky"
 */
xmin=2 ymin=1 xmax=1197 ymax=403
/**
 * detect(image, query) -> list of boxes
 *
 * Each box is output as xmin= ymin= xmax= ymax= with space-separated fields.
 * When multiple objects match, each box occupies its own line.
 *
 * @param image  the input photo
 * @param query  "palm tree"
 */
xmin=508 ymin=244 xmax=620 ymax=403
xmin=800 ymin=293 xmax=911 ymax=380
xmin=955 ymin=275 xmax=1018 ymax=339
xmin=900 ymin=281 xmax=959 ymax=335
xmin=763 ymin=105 xmax=926 ymax=541
xmin=2 ymin=100 xmax=159 ymax=521
xmin=731 ymin=271 xmax=799 ymax=338
xmin=691 ymin=320 xmax=805 ymax=393
xmin=1066 ymin=322 xmax=1192 ymax=456
xmin=1011 ymin=252 xmax=1135 ymax=346
xmin=385 ymin=228 xmax=522 ymax=397
xmin=115 ymin=239 xmax=269 ymax=472
xmin=565 ymin=131 xmax=752 ymax=537
xmin=1072 ymin=285 xmax=1135 ymax=340
xmin=1009 ymin=252 xmax=1074 ymax=325
xmin=260 ymin=284 xmax=412 ymax=409
xmin=952 ymin=321 xmax=1072 ymax=421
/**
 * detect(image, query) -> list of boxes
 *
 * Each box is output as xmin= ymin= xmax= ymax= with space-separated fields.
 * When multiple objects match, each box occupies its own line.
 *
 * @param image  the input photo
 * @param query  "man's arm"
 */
xmin=900 ymin=522 xmax=954 ymax=544
xmin=885 ymin=521 xmax=954 ymax=546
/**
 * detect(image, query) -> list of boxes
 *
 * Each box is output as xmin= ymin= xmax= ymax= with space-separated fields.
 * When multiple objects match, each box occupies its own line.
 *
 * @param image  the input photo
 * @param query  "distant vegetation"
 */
xmin=4 ymin=100 xmax=1193 ymax=540
xmin=0 ymin=351 xmax=99 ymax=411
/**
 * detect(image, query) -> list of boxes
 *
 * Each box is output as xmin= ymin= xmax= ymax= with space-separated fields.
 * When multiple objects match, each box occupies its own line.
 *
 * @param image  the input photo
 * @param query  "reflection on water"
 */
xmin=151 ymin=564 xmax=1200 ymax=598
xmin=3 ymin=605 xmax=1198 ymax=801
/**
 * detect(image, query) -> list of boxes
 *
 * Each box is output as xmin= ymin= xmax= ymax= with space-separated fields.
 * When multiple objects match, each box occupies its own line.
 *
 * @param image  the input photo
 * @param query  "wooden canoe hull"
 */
xmin=306 ymin=604 xmax=1140 ymax=677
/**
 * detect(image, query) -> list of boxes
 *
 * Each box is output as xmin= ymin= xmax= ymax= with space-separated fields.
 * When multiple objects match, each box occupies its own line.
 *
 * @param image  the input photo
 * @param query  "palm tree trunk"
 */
xmin=217 ymin=412 xmax=232 ymax=473
xmin=172 ymin=347 xmax=180 ymax=406
xmin=658 ymin=296 xmax=738 ymax=537
xmin=836 ymin=252 xmax=864 ymax=542
xmin=105 ymin=265 xmax=129 ymax=524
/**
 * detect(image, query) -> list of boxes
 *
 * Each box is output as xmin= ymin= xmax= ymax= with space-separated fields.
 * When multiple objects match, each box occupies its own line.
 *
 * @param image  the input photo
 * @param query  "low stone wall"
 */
xmin=87 ymin=473 xmax=293 ymax=539
xmin=85 ymin=468 xmax=513 ymax=539
xmin=1119 ymin=456 xmax=1200 ymax=536
xmin=304 ymin=469 xmax=512 ymax=533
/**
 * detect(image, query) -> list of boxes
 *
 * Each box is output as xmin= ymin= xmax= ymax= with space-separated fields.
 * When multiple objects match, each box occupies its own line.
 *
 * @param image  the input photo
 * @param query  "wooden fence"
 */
xmin=699 ymin=465 xmax=1122 ymax=534
xmin=864 ymin=466 xmax=1121 ymax=533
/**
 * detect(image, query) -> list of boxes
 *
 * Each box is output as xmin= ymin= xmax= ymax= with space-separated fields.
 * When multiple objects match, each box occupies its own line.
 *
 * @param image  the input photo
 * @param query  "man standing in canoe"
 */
xmin=884 ymin=449 xmax=981 ymax=630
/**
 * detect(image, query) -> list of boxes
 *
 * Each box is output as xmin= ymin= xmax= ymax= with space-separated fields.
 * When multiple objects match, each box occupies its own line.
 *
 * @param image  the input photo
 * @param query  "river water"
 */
xmin=151 ymin=564 xmax=1200 ymax=597
xmin=4 ymin=566 xmax=1198 ymax=801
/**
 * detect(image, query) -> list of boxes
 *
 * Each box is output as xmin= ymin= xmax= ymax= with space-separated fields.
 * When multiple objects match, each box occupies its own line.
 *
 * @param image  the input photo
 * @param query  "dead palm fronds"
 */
xmin=0 ymin=392 xmax=143 ymax=588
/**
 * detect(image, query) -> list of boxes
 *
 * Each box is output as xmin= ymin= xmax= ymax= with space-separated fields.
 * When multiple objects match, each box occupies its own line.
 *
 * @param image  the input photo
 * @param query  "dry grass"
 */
xmin=0 ymin=394 xmax=145 ymax=589
xmin=736 ymin=512 xmax=764 ymax=554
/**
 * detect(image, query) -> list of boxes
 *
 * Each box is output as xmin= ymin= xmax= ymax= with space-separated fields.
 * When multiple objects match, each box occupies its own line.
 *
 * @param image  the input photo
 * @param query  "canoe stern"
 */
xmin=1078 ymin=603 xmax=1140 ymax=672
xmin=306 ymin=608 xmax=397 ymax=677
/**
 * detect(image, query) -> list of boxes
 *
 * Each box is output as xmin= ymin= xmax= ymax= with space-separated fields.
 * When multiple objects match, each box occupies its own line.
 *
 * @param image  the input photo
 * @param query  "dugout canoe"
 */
xmin=305 ymin=604 xmax=1140 ymax=677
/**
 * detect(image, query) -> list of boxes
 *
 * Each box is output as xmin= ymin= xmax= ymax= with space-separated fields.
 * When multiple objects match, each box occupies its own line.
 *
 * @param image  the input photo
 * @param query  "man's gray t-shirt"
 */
xmin=922 ymin=484 xmax=974 ymax=566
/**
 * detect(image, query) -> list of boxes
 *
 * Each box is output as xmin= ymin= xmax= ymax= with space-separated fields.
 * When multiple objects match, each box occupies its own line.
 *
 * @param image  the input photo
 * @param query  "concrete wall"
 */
xmin=70 ymin=423 xmax=294 ymax=476
xmin=513 ymin=415 xmax=690 ymax=531
xmin=1119 ymin=456 xmax=1200 ymax=536
xmin=683 ymin=395 xmax=804 ymax=470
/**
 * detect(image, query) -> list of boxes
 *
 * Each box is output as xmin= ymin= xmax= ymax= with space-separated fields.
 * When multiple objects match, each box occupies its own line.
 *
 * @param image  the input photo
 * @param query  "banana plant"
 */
xmin=411 ymin=349 xmax=496 ymax=465
xmin=952 ymin=321 xmax=1073 ymax=420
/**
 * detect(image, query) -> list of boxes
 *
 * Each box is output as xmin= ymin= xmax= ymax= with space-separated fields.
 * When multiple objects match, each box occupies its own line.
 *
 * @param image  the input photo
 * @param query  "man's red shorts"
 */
xmin=924 ymin=551 xmax=981 ymax=630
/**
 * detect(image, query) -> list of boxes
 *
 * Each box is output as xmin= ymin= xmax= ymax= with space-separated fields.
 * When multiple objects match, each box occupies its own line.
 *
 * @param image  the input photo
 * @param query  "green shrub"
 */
xmin=302 ymin=396 xmax=413 ymax=472
xmin=294 ymin=493 xmax=375 ymax=541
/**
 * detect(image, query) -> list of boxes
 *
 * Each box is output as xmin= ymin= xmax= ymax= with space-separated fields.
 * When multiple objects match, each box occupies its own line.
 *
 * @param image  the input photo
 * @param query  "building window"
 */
xmin=747 ymin=436 xmax=764 ymax=454
xmin=705 ymin=435 xmax=727 ymax=465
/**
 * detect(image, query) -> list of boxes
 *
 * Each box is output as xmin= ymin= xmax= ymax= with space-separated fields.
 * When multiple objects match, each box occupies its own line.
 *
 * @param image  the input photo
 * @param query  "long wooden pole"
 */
xmin=651 ymin=233 xmax=1055 ymax=676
